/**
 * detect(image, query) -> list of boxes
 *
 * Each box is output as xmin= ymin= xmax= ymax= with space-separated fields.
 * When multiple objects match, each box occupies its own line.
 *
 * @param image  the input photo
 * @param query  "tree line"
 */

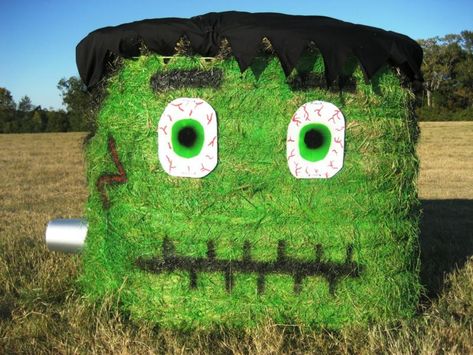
xmin=0 ymin=77 xmax=92 ymax=133
xmin=417 ymin=30 xmax=473 ymax=120
xmin=1 ymin=31 xmax=472 ymax=133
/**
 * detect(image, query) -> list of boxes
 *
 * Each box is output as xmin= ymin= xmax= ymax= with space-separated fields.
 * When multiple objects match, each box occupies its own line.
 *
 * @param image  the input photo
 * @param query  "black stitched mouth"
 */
xmin=136 ymin=238 xmax=362 ymax=295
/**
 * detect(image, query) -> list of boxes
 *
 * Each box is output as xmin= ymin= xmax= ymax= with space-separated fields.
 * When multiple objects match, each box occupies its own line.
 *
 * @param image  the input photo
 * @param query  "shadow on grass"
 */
xmin=420 ymin=199 xmax=473 ymax=298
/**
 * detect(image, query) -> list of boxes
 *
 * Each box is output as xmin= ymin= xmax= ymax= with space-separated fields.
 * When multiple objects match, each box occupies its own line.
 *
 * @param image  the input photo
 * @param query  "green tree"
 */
xmin=419 ymin=37 xmax=462 ymax=107
xmin=18 ymin=95 xmax=33 ymax=112
xmin=46 ymin=110 xmax=69 ymax=132
xmin=26 ymin=109 xmax=50 ymax=133
xmin=0 ymin=87 xmax=16 ymax=111
xmin=14 ymin=96 xmax=36 ymax=132
xmin=57 ymin=77 xmax=93 ymax=131
xmin=419 ymin=32 xmax=473 ymax=110
xmin=35 ymin=108 xmax=49 ymax=132
xmin=0 ymin=87 xmax=17 ymax=133
xmin=459 ymin=30 xmax=473 ymax=53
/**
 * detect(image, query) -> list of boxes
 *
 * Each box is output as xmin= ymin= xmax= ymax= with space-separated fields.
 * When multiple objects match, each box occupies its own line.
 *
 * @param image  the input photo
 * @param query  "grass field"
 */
xmin=1 ymin=122 xmax=473 ymax=353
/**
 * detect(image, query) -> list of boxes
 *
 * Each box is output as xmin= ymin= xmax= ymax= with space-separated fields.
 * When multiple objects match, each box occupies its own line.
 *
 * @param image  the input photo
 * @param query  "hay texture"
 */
xmin=82 ymin=54 xmax=420 ymax=330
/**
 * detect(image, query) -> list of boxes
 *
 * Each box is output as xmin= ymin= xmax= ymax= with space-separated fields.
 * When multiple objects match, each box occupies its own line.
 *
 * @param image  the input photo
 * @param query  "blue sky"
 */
xmin=1 ymin=0 xmax=472 ymax=110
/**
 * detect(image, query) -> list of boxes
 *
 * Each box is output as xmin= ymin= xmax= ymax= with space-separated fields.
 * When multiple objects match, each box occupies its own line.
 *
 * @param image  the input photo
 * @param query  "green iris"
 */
xmin=171 ymin=119 xmax=205 ymax=158
xmin=298 ymin=123 xmax=332 ymax=162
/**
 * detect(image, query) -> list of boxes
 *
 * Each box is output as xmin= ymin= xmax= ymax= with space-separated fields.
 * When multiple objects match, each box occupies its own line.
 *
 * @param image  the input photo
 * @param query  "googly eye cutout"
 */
xmin=158 ymin=98 xmax=218 ymax=178
xmin=287 ymin=101 xmax=345 ymax=179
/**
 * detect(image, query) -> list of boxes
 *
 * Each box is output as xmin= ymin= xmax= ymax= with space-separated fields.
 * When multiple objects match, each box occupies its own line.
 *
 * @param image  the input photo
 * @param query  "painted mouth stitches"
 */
xmin=136 ymin=238 xmax=362 ymax=295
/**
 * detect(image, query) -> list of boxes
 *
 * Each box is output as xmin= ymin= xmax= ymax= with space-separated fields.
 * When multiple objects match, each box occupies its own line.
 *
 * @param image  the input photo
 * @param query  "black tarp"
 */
xmin=76 ymin=11 xmax=423 ymax=89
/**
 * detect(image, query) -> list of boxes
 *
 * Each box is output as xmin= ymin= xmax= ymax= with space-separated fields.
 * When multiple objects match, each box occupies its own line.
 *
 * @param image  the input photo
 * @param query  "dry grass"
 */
xmin=418 ymin=122 xmax=473 ymax=199
xmin=417 ymin=122 xmax=473 ymax=300
xmin=1 ymin=123 xmax=473 ymax=353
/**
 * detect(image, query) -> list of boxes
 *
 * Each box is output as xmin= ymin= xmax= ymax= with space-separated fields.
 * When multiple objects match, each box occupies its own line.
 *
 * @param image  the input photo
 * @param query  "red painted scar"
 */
xmin=96 ymin=136 xmax=128 ymax=209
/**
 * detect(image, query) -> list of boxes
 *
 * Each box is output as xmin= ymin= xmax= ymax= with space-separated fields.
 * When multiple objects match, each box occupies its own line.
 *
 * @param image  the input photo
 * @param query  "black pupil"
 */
xmin=304 ymin=129 xmax=324 ymax=149
xmin=178 ymin=126 xmax=197 ymax=147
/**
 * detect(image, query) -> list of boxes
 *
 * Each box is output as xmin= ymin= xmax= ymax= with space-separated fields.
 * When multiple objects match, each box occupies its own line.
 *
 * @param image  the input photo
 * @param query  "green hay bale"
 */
xmin=82 ymin=54 xmax=420 ymax=330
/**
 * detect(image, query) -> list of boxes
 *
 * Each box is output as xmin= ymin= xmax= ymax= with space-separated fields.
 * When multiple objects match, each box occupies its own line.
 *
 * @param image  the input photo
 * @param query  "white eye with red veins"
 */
xmin=157 ymin=98 xmax=218 ymax=178
xmin=287 ymin=101 xmax=345 ymax=179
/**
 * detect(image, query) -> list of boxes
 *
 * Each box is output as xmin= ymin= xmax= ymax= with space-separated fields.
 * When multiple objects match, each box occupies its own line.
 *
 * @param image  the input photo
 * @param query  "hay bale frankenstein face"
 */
xmin=77 ymin=12 xmax=423 ymax=329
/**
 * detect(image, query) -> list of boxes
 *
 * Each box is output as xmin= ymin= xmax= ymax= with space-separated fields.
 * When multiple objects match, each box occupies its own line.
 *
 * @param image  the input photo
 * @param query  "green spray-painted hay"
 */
xmin=82 ymin=54 xmax=420 ymax=330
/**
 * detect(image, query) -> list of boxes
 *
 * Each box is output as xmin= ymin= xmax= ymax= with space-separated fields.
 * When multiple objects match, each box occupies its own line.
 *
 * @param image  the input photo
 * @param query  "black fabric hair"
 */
xmin=76 ymin=11 xmax=423 ymax=89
